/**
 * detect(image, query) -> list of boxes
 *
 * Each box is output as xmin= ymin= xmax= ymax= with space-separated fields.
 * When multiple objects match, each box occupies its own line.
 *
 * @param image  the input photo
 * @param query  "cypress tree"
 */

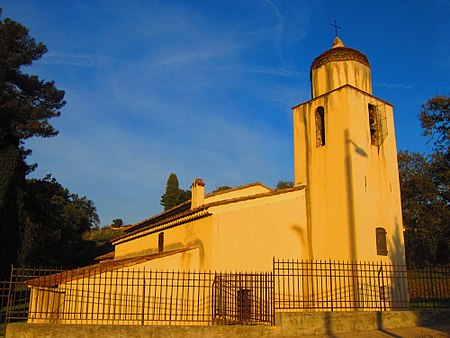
xmin=160 ymin=173 xmax=190 ymax=210
xmin=0 ymin=145 xmax=25 ymax=276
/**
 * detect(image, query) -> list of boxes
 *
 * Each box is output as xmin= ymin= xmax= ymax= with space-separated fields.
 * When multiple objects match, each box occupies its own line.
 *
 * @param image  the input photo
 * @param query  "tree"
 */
xmin=212 ymin=186 xmax=232 ymax=193
xmin=160 ymin=173 xmax=190 ymax=211
xmin=79 ymin=225 xmax=126 ymax=266
xmin=0 ymin=12 xmax=65 ymax=153
xmin=275 ymin=180 xmax=294 ymax=190
xmin=398 ymin=151 xmax=449 ymax=265
xmin=18 ymin=175 xmax=99 ymax=266
xmin=420 ymin=95 xmax=450 ymax=206
xmin=420 ymin=95 xmax=449 ymax=152
xmin=0 ymin=145 xmax=25 ymax=275
xmin=111 ymin=219 xmax=123 ymax=227
xmin=0 ymin=11 xmax=65 ymax=275
xmin=399 ymin=95 xmax=450 ymax=266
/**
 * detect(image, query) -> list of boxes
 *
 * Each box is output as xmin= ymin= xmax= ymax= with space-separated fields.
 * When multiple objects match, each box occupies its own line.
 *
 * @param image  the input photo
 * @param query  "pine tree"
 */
xmin=0 ymin=10 xmax=65 ymax=275
xmin=0 ymin=145 xmax=25 ymax=276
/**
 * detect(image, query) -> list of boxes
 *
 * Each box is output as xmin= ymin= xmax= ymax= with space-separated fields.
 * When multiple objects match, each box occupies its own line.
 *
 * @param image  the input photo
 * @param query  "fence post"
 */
xmin=4 ymin=265 xmax=15 ymax=329
xmin=329 ymin=260 xmax=333 ymax=312
xmin=271 ymin=271 xmax=275 ymax=326
xmin=378 ymin=262 xmax=386 ymax=311
xmin=351 ymin=261 xmax=360 ymax=310
xmin=272 ymin=257 xmax=275 ymax=313
xmin=141 ymin=269 xmax=146 ymax=326
xmin=428 ymin=266 xmax=436 ymax=310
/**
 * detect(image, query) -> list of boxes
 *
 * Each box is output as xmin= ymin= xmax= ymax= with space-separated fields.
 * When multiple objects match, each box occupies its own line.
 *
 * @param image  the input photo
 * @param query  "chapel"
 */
xmin=23 ymin=38 xmax=409 ymax=326
xmin=102 ymin=36 xmax=406 ymax=272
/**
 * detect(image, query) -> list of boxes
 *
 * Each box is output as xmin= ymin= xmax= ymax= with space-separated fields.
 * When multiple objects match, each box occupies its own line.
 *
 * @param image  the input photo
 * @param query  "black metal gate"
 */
xmin=212 ymin=272 xmax=274 ymax=325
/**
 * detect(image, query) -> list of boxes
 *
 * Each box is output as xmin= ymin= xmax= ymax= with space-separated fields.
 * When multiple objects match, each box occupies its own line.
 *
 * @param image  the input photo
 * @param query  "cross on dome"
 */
xmin=330 ymin=20 xmax=342 ymax=37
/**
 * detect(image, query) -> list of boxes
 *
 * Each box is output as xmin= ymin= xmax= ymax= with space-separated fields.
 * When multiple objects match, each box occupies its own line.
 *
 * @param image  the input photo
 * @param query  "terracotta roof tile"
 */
xmin=123 ymin=182 xmax=272 ymax=236
xmin=311 ymin=46 xmax=370 ymax=70
xmin=205 ymin=182 xmax=272 ymax=198
xmin=94 ymin=251 xmax=114 ymax=261
xmin=24 ymin=247 xmax=197 ymax=287
xmin=113 ymin=185 xmax=305 ymax=245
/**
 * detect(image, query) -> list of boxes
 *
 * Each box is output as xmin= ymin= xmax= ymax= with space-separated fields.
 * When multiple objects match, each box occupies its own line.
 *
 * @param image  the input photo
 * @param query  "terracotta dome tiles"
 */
xmin=311 ymin=47 xmax=370 ymax=70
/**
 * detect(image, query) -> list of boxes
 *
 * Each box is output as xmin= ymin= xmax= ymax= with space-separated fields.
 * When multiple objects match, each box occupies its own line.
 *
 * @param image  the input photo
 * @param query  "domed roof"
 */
xmin=311 ymin=37 xmax=370 ymax=70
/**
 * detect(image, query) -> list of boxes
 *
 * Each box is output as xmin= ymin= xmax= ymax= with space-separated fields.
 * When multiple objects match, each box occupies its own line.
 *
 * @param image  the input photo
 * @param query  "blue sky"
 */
xmin=3 ymin=0 xmax=450 ymax=226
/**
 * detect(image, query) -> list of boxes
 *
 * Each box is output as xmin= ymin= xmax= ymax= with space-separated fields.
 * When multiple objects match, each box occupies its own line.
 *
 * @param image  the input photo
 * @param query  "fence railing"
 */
xmin=273 ymin=259 xmax=410 ymax=311
xmin=1 ymin=278 xmax=10 ymax=336
xmin=213 ymin=272 xmax=274 ymax=325
xmin=2 ymin=260 xmax=449 ymax=331
xmin=273 ymin=259 xmax=450 ymax=311
xmin=407 ymin=265 xmax=450 ymax=309
xmin=5 ymin=266 xmax=66 ymax=324
xmin=5 ymin=267 xmax=273 ymax=327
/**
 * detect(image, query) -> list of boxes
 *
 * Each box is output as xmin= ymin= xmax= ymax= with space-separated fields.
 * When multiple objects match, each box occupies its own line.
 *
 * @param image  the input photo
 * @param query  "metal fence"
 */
xmin=273 ymin=259 xmax=450 ymax=311
xmin=407 ymin=265 xmax=450 ymax=309
xmin=1 ymin=278 xmax=10 ymax=336
xmin=4 ymin=267 xmax=67 ymax=329
xmin=4 ymin=267 xmax=273 ymax=328
xmin=2 ymin=260 xmax=449 ymax=332
xmin=274 ymin=259 xmax=410 ymax=311
xmin=213 ymin=272 xmax=274 ymax=325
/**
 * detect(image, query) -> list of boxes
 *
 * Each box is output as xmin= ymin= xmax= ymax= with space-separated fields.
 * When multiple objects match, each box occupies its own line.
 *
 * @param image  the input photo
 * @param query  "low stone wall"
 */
xmin=6 ymin=310 xmax=450 ymax=338
xmin=275 ymin=310 xmax=448 ymax=336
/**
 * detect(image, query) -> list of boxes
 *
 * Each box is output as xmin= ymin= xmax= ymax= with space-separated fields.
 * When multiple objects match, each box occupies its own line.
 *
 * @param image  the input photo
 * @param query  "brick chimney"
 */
xmin=191 ymin=178 xmax=205 ymax=209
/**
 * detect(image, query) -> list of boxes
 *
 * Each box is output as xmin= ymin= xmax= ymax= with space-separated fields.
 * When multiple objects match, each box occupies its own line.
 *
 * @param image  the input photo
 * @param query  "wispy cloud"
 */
xmin=265 ymin=0 xmax=285 ymax=63
xmin=206 ymin=63 xmax=307 ymax=78
xmin=375 ymin=82 xmax=414 ymax=89
xmin=39 ymin=52 xmax=116 ymax=67
xmin=150 ymin=44 xmax=236 ymax=68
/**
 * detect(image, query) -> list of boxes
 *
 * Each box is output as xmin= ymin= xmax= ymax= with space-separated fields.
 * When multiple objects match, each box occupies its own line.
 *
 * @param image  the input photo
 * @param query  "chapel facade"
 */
xmin=24 ymin=38 xmax=408 ymax=325
xmin=106 ymin=37 xmax=406 ymax=272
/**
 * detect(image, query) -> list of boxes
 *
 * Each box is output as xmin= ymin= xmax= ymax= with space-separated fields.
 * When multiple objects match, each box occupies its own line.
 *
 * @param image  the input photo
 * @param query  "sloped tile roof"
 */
xmin=94 ymin=251 xmax=114 ymax=261
xmin=113 ymin=185 xmax=306 ymax=245
xmin=205 ymin=182 xmax=271 ymax=198
xmin=24 ymin=246 xmax=197 ymax=287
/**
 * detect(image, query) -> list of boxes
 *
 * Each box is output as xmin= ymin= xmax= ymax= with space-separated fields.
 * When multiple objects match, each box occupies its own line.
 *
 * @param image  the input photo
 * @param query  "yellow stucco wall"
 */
xmin=311 ymin=60 xmax=372 ymax=98
xmin=293 ymin=85 xmax=405 ymax=264
xmin=209 ymin=189 xmax=308 ymax=272
xmin=347 ymin=90 xmax=405 ymax=264
xmin=116 ymin=189 xmax=307 ymax=272
xmin=114 ymin=216 xmax=213 ymax=270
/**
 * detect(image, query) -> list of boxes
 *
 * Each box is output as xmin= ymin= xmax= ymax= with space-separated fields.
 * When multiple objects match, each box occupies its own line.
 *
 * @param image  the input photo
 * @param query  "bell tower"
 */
xmin=293 ymin=37 xmax=406 ymax=264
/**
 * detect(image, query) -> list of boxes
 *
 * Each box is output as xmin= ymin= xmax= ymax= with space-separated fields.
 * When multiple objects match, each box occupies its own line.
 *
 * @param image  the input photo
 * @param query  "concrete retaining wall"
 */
xmin=6 ymin=310 xmax=450 ymax=338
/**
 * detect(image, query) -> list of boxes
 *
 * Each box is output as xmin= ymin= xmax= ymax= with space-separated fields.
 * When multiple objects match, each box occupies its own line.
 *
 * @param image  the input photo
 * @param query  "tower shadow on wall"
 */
xmin=387 ymin=218 xmax=409 ymax=310
xmin=344 ymin=129 xmax=368 ymax=263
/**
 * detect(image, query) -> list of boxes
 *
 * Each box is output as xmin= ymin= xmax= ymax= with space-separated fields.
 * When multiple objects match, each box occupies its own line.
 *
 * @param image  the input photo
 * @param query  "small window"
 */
xmin=368 ymin=104 xmax=378 ymax=145
xmin=368 ymin=103 xmax=388 ymax=147
xmin=376 ymin=227 xmax=388 ymax=256
xmin=315 ymin=106 xmax=325 ymax=147
xmin=158 ymin=232 xmax=164 ymax=253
